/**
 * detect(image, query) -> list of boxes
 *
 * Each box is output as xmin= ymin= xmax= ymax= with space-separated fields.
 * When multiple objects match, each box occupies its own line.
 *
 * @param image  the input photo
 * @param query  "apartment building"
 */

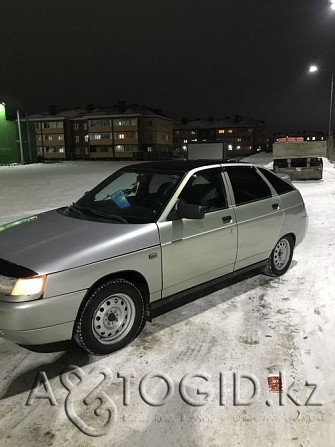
xmin=173 ymin=116 xmax=267 ymax=158
xmin=28 ymin=103 xmax=173 ymax=161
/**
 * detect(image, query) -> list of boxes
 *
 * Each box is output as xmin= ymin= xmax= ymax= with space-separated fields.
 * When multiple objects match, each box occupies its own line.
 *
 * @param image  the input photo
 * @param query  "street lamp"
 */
xmin=331 ymin=1 xmax=335 ymax=11
xmin=308 ymin=65 xmax=334 ymax=156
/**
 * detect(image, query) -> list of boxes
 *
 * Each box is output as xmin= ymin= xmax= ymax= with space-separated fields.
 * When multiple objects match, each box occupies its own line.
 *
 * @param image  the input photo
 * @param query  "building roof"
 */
xmin=174 ymin=116 xmax=266 ymax=129
xmin=26 ymin=104 xmax=172 ymax=121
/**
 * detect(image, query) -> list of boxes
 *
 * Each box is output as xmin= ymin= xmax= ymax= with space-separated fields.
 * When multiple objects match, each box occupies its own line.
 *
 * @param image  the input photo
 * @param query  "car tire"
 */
xmin=74 ymin=279 xmax=146 ymax=355
xmin=263 ymin=235 xmax=294 ymax=277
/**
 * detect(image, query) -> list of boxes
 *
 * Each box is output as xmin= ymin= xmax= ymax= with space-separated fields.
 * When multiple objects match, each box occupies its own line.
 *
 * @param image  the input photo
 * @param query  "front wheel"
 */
xmin=263 ymin=235 xmax=294 ymax=277
xmin=74 ymin=279 xmax=146 ymax=355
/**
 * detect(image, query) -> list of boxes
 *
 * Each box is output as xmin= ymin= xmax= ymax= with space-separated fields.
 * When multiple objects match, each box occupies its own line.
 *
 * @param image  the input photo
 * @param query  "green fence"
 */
xmin=0 ymin=104 xmax=37 ymax=164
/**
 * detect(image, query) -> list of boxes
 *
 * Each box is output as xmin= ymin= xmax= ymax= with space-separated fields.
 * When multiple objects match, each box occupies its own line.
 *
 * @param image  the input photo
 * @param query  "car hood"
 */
xmin=0 ymin=210 xmax=160 ymax=275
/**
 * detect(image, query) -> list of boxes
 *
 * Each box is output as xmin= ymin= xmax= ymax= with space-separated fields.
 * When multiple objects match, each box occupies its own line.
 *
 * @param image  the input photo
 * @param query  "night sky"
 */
xmin=0 ymin=0 xmax=334 ymax=132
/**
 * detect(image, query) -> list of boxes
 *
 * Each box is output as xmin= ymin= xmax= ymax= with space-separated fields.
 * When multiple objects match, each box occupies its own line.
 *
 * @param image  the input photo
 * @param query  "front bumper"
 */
xmin=0 ymin=289 xmax=86 ymax=345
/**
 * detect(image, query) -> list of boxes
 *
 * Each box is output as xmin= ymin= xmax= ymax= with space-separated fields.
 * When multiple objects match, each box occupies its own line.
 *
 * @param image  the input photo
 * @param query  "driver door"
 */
xmin=157 ymin=167 xmax=238 ymax=298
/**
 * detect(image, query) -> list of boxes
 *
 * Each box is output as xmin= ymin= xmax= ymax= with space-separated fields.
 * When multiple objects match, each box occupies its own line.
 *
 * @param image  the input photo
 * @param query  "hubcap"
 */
xmin=273 ymin=239 xmax=290 ymax=270
xmin=92 ymin=293 xmax=135 ymax=345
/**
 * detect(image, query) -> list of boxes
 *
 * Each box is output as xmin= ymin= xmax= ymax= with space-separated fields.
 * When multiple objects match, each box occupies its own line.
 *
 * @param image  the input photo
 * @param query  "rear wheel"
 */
xmin=263 ymin=235 xmax=294 ymax=277
xmin=74 ymin=279 xmax=145 ymax=355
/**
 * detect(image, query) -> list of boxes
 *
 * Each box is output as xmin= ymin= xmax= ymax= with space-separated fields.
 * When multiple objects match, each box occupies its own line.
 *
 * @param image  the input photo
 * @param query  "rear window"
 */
xmin=225 ymin=166 xmax=272 ymax=205
xmin=258 ymin=167 xmax=295 ymax=195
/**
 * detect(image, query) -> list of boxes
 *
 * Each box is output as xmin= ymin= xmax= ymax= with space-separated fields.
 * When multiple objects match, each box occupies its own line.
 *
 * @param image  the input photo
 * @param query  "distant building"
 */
xmin=272 ymin=130 xmax=326 ymax=143
xmin=173 ymin=115 xmax=267 ymax=158
xmin=27 ymin=102 xmax=173 ymax=161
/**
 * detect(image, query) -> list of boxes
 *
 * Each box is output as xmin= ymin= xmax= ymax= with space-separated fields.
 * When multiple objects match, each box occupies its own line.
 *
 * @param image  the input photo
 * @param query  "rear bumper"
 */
xmin=0 ymin=289 xmax=86 ymax=345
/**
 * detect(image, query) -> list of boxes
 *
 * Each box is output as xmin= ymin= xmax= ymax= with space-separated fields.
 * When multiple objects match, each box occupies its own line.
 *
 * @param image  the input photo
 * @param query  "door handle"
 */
xmin=222 ymin=216 xmax=232 ymax=224
xmin=272 ymin=203 xmax=279 ymax=210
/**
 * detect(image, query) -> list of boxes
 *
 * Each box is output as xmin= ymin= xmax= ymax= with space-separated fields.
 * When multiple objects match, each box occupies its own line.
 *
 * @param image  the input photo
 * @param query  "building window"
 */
xmin=228 ymin=129 xmax=233 ymax=134
xmin=58 ymin=135 xmax=63 ymax=141
xmin=91 ymin=133 xmax=112 ymax=140
xmin=75 ymin=136 xmax=80 ymax=143
xmin=116 ymin=133 xmax=125 ymax=139
xmin=101 ymin=133 xmax=112 ymax=139
xmin=147 ymin=147 xmax=153 ymax=152
xmin=35 ymin=123 xmax=41 ymax=130
xmin=113 ymin=118 xmax=137 ymax=126
xmin=84 ymin=123 xmax=88 ymax=130
xmin=47 ymin=135 xmax=53 ymax=141
xmin=84 ymin=135 xmax=89 ymax=142
xmin=89 ymin=119 xmax=111 ymax=127
xmin=74 ymin=123 xmax=79 ymax=130
xmin=146 ymin=121 xmax=153 ymax=127
xmin=218 ymin=129 xmax=225 ymax=134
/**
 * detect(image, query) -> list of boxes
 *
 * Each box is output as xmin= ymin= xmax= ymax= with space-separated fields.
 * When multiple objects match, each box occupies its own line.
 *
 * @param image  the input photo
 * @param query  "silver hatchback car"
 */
xmin=0 ymin=161 xmax=308 ymax=355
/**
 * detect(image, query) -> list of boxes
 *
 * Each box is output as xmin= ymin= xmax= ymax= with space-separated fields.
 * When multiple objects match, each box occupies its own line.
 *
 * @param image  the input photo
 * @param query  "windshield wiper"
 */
xmin=81 ymin=207 xmax=128 ymax=223
xmin=68 ymin=202 xmax=85 ymax=218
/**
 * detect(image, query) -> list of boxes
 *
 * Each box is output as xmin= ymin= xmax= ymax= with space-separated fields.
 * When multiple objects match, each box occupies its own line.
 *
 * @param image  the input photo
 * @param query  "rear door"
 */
xmin=224 ymin=165 xmax=284 ymax=270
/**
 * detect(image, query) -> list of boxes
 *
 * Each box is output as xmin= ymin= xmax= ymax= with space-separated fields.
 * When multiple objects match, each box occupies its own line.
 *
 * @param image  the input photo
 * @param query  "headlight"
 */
xmin=11 ymin=275 xmax=46 ymax=296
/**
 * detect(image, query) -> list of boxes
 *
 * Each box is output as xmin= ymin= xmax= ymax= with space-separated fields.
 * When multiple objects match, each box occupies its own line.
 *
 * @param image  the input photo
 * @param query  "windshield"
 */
xmin=66 ymin=169 xmax=183 ymax=224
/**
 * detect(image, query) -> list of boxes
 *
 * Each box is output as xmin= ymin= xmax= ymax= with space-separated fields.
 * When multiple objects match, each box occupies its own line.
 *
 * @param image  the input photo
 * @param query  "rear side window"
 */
xmin=225 ymin=166 xmax=272 ymax=205
xmin=258 ymin=167 xmax=295 ymax=195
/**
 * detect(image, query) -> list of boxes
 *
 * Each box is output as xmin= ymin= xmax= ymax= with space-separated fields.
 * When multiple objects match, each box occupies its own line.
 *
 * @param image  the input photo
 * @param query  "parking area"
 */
xmin=0 ymin=154 xmax=334 ymax=446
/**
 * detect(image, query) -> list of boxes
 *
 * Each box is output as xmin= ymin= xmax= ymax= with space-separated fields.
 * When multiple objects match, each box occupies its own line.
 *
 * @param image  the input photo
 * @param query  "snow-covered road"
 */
xmin=0 ymin=155 xmax=334 ymax=446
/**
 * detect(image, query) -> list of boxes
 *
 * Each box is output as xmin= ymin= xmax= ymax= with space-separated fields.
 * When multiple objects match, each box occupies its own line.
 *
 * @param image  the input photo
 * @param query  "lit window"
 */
xmin=117 ymin=133 xmax=125 ymax=139
xmin=75 ymin=136 xmax=80 ymax=143
xmin=84 ymin=135 xmax=89 ymax=142
xmin=312 ymin=137 xmax=316 ymax=140
xmin=58 ymin=135 xmax=63 ymax=141
xmin=218 ymin=129 xmax=225 ymax=134
xmin=228 ymin=129 xmax=233 ymax=134
xmin=237 ymin=146 xmax=241 ymax=150
xmin=307 ymin=137 xmax=310 ymax=141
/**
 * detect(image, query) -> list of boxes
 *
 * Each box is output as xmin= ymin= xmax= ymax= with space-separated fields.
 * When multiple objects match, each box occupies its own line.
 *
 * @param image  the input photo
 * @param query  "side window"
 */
xmin=178 ymin=169 xmax=228 ymax=212
xmin=258 ymin=167 xmax=295 ymax=195
xmin=225 ymin=166 xmax=272 ymax=206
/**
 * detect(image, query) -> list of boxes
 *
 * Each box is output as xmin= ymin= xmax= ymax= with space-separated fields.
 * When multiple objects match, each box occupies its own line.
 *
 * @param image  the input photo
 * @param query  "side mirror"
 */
xmin=175 ymin=200 xmax=205 ymax=220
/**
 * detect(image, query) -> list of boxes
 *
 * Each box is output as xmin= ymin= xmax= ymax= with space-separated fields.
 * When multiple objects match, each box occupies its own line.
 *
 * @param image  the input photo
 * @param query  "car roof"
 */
xmin=123 ymin=159 xmax=248 ymax=172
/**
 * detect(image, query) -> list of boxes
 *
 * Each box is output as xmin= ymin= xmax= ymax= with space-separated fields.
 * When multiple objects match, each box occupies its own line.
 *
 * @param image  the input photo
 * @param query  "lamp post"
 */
xmin=308 ymin=65 xmax=334 ymax=158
